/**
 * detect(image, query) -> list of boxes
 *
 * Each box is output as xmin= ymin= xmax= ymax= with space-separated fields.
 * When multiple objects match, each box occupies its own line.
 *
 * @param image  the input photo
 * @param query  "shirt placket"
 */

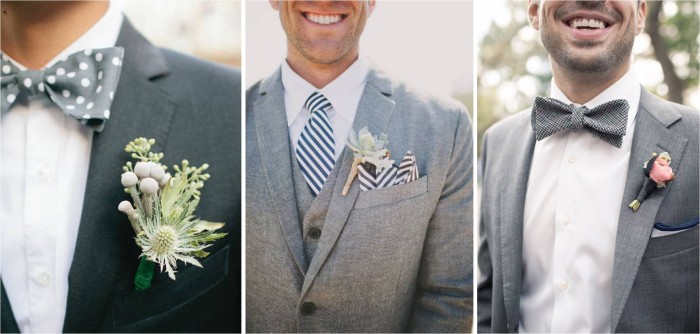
xmin=550 ymin=136 xmax=579 ymax=332
xmin=24 ymin=103 xmax=59 ymax=332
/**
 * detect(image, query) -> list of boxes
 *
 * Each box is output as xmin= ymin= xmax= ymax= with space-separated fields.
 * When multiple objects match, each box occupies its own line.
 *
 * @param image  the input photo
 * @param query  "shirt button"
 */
xmin=34 ymin=271 xmax=51 ymax=286
xmin=562 ymin=216 xmax=570 ymax=225
xmin=559 ymin=280 xmax=569 ymax=291
xmin=300 ymin=302 xmax=316 ymax=315
xmin=568 ymin=156 xmax=576 ymax=164
xmin=308 ymin=228 xmax=321 ymax=239
xmin=38 ymin=167 xmax=52 ymax=183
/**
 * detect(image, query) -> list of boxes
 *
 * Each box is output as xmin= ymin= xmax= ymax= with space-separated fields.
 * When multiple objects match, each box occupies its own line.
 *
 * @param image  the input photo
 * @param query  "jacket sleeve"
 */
xmin=408 ymin=109 xmax=474 ymax=332
xmin=477 ymin=130 xmax=494 ymax=333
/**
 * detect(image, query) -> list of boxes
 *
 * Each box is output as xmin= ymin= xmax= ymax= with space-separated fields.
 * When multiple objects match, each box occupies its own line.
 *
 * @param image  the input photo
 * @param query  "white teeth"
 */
xmin=306 ymin=13 xmax=342 ymax=25
xmin=570 ymin=18 xmax=606 ymax=29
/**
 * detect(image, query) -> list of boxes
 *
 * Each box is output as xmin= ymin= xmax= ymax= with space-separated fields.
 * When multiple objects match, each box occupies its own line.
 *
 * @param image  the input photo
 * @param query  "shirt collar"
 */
xmin=281 ymin=57 xmax=369 ymax=126
xmin=3 ymin=2 xmax=123 ymax=70
xmin=550 ymin=69 xmax=641 ymax=127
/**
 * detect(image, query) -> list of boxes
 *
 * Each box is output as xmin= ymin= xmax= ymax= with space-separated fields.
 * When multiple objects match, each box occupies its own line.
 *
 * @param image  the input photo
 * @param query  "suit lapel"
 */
xmin=610 ymin=89 xmax=687 ymax=331
xmin=1 ymin=282 xmax=19 ymax=333
xmin=300 ymin=70 xmax=396 ymax=299
xmin=499 ymin=112 xmax=535 ymax=329
xmin=253 ymin=69 xmax=308 ymax=274
xmin=63 ymin=18 xmax=175 ymax=331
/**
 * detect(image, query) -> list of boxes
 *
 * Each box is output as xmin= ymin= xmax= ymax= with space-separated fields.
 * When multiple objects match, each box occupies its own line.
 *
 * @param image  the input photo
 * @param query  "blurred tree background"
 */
xmin=477 ymin=0 xmax=699 ymax=152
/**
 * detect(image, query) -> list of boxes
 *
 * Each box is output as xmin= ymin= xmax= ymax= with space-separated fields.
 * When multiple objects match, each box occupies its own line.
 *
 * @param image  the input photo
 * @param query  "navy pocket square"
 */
xmin=651 ymin=217 xmax=699 ymax=238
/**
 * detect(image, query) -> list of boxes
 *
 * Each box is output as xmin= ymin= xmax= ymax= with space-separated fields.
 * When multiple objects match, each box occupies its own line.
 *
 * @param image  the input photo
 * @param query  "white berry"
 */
xmin=140 ymin=178 xmax=159 ymax=195
xmin=149 ymin=164 xmax=166 ymax=181
xmin=134 ymin=162 xmax=153 ymax=178
xmin=121 ymin=171 xmax=138 ymax=187
xmin=118 ymin=200 xmax=135 ymax=213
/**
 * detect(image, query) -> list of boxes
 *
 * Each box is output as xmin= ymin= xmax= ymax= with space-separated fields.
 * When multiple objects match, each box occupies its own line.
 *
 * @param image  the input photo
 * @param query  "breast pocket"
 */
xmin=353 ymin=175 xmax=429 ymax=209
xmin=110 ymin=245 xmax=230 ymax=326
xmin=628 ymin=225 xmax=699 ymax=332
xmin=644 ymin=225 xmax=699 ymax=259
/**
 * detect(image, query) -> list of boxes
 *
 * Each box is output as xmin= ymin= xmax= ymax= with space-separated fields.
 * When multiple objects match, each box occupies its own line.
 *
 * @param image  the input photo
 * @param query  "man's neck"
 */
xmin=551 ymin=60 xmax=631 ymax=105
xmin=1 ymin=1 xmax=108 ymax=70
xmin=285 ymin=47 xmax=359 ymax=89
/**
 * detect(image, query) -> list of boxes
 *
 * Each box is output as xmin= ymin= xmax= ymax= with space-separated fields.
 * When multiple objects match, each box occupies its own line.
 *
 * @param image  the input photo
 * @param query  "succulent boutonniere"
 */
xmin=118 ymin=138 xmax=226 ymax=290
xmin=342 ymin=127 xmax=395 ymax=195
xmin=629 ymin=151 xmax=676 ymax=212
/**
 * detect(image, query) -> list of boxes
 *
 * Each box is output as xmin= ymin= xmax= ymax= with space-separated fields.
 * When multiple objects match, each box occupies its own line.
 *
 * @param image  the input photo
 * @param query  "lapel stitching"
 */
xmin=63 ymin=20 xmax=176 ymax=332
xmin=499 ymin=113 xmax=535 ymax=330
xmin=610 ymin=90 xmax=687 ymax=331
xmin=254 ymin=70 xmax=309 ymax=274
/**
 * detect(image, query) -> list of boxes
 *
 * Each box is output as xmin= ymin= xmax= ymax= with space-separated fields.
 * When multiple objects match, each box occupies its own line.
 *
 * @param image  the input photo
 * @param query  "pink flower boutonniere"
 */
xmin=629 ymin=152 xmax=676 ymax=212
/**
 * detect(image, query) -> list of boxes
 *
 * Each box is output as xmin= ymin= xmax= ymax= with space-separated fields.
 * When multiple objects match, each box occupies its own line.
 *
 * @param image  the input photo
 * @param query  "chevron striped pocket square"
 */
xmin=394 ymin=152 xmax=419 ymax=185
xmin=358 ymin=151 xmax=419 ymax=191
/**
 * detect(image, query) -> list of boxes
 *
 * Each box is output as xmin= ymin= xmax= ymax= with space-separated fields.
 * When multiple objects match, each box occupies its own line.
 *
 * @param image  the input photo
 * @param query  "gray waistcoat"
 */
xmin=290 ymin=145 xmax=341 ymax=263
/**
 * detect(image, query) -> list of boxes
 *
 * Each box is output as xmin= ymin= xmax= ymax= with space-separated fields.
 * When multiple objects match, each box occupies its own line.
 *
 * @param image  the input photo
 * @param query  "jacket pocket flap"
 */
xmin=110 ymin=245 xmax=230 ymax=326
xmin=354 ymin=175 xmax=429 ymax=209
xmin=644 ymin=225 xmax=699 ymax=259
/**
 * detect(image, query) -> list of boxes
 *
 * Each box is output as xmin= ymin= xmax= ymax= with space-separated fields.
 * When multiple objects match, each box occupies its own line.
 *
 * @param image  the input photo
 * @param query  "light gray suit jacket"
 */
xmin=246 ymin=68 xmax=473 ymax=332
xmin=477 ymin=89 xmax=699 ymax=333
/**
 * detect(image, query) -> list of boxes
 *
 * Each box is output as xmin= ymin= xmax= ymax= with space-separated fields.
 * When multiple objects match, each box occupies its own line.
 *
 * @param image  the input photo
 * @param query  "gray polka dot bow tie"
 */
xmin=531 ymin=96 xmax=629 ymax=148
xmin=1 ymin=47 xmax=124 ymax=132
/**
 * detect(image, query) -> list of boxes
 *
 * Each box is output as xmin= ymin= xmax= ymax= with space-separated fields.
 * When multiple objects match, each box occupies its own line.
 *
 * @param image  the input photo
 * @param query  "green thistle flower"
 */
xmin=119 ymin=138 xmax=226 ymax=282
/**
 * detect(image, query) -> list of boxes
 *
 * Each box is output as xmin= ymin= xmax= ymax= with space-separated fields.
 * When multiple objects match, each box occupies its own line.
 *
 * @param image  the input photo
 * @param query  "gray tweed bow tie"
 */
xmin=531 ymin=96 xmax=629 ymax=148
xmin=1 ymin=47 xmax=124 ymax=132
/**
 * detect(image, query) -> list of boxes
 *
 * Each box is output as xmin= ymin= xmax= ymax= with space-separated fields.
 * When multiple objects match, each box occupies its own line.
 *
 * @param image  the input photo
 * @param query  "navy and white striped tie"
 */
xmin=296 ymin=92 xmax=335 ymax=197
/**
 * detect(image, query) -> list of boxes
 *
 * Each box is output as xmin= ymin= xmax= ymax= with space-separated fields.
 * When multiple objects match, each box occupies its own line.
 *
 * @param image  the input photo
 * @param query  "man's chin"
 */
xmin=545 ymin=34 xmax=634 ymax=74
xmin=298 ymin=46 xmax=352 ymax=65
xmin=570 ymin=39 xmax=606 ymax=48
xmin=554 ymin=53 xmax=616 ymax=73
xmin=300 ymin=53 xmax=344 ymax=65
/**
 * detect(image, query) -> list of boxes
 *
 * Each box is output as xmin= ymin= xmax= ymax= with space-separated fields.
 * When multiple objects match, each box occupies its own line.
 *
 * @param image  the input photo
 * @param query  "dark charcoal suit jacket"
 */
xmin=1 ymin=17 xmax=241 ymax=333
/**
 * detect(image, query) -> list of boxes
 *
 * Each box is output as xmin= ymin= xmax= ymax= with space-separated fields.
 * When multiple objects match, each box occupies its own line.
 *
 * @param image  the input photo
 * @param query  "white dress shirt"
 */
xmin=0 ymin=4 xmax=122 ymax=333
xmin=282 ymin=57 xmax=369 ymax=161
xmin=520 ymin=70 xmax=641 ymax=333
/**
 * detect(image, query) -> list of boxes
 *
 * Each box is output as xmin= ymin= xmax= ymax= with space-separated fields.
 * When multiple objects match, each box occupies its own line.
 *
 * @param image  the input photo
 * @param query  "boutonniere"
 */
xmin=118 ymin=138 xmax=227 ymax=290
xmin=629 ymin=151 xmax=676 ymax=212
xmin=342 ymin=126 xmax=395 ymax=195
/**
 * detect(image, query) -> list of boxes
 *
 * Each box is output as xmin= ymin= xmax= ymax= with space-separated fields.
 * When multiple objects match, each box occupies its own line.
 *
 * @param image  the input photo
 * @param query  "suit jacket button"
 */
xmin=308 ymin=228 xmax=321 ymax=239
xmin=300 ymin=302 xmax=316 ymax=315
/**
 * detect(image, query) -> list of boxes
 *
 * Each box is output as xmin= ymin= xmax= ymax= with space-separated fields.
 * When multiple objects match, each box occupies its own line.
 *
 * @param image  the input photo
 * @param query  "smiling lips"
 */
xmin=304 ymin=12 xmax=346 ymax=25
xmin=559 ymin=11 xmax=617 ymax=41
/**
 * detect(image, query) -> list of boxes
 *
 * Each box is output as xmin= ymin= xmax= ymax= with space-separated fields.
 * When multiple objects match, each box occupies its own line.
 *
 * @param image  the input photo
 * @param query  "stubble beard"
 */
xmin=291 ymin=35 xmax=359 ymax=65
xmin=540 ymin=20 xmax=635 ymax=74
xmin=280 ymin=11 xmax=365 ymax=66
